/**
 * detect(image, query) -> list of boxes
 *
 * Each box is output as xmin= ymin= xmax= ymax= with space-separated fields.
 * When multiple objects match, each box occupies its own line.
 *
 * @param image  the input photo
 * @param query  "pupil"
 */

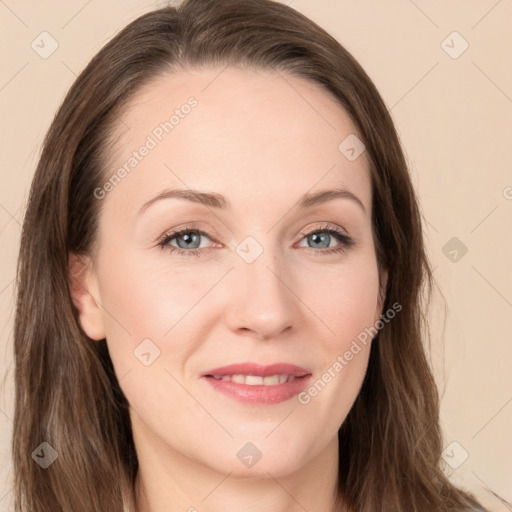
xmin=311 ymin=233 xmax=328 ymax=248
xmin=178 ymin=232 xmax=199 ymax=249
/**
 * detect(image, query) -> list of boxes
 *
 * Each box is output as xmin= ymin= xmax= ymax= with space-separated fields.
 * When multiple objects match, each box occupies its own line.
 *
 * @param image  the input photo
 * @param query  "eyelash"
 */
xmin=157 ymin=223 xmax=354 ymax=258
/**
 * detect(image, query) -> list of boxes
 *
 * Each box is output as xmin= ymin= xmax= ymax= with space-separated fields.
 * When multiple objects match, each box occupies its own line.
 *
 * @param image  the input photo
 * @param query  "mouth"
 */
xmin=200 ymin=362 xmax=312 ymax=405
xmin=208 ymin=374 xmax=300 ymax=385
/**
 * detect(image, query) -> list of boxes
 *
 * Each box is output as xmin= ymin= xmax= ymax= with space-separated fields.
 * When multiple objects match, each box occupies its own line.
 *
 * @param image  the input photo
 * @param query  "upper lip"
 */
xmin=201 ymin=362 xmax=311 ymax=378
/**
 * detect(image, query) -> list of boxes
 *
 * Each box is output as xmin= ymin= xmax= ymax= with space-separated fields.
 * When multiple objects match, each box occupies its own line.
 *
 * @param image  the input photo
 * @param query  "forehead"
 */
xmin=101 ymin=66 xmax=372 ymax=216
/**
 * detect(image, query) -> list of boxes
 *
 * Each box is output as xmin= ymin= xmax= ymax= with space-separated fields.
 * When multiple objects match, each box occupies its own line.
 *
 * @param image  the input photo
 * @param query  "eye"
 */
xmin=157 ymin=223 xmax=354 ymax=257
xmin=296 ymin=223 xmax=354 ymax=256
xmin=157 ymin=226 xmax=216 ymax=257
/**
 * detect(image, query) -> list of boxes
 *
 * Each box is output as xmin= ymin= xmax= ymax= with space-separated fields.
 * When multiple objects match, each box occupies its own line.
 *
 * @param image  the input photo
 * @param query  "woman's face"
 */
xmin=74 ymin=66 xmax=387 ymax=478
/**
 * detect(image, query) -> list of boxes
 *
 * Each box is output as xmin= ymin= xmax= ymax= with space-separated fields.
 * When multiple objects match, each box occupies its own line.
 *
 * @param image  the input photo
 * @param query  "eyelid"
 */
xmin=297 ymin=222 xmax=350 ymax=240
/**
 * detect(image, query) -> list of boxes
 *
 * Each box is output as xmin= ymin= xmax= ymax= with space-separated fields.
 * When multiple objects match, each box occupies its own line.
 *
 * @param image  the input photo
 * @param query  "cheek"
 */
xmin=302 ymin=257 xmax=381 ymax=350
xmin=294 ymin=257 xmax=379 ymax=417
xmin=97 ymin=252 xmax=213 ymax=335
xmin=94 ymin=251 xmax=226 ymax=378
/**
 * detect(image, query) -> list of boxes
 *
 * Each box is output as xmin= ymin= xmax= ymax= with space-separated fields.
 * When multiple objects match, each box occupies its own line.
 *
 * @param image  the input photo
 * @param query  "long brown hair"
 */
xmin=12 ymin=0 xmax=490 ymax=511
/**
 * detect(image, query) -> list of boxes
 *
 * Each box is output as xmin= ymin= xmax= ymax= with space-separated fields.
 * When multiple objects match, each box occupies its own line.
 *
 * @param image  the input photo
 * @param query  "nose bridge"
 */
xmin=226 ymin=236 xmax=296 ymax=338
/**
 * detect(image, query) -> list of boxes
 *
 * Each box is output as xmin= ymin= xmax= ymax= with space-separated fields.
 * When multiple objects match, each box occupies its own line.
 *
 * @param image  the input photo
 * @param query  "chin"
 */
xmin=201 ymin=442 xmax=312 ymax=479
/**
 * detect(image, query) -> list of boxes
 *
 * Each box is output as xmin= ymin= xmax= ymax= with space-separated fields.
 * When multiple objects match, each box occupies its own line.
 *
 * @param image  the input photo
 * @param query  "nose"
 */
xmin=224 ymin=247 xmax=297 ymax=340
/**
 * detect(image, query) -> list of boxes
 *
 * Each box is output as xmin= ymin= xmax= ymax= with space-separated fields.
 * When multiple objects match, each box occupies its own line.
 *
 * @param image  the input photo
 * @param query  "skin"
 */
xmin=70 ymin=66 xmax=387 ymax=512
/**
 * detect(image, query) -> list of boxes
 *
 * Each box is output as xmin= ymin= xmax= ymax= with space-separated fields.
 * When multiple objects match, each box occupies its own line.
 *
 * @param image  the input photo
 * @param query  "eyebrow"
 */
xmin=138 ymin=187 xmax=367 ymax=215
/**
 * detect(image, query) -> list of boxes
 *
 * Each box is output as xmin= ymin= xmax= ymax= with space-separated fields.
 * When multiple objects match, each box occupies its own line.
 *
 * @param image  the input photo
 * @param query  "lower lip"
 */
xmin=202 ymin=375 xmax=312 ymax=405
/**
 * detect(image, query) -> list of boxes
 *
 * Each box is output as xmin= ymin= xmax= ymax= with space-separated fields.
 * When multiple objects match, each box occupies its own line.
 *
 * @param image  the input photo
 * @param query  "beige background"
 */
xmin=1 ymin=0 xmax=511 ymax=510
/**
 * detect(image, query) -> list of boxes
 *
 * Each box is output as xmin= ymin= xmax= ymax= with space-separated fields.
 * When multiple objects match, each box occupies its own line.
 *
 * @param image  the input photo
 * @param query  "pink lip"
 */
xmin=200 ymin=362 xmax=312 ymax=405
xmin=201 ymin=362 xmax=310 ymax=378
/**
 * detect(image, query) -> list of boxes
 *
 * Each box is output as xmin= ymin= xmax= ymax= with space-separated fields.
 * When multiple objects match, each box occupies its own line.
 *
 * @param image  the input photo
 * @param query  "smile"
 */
xmin=210 ymin=374 xmax=297 ymax=385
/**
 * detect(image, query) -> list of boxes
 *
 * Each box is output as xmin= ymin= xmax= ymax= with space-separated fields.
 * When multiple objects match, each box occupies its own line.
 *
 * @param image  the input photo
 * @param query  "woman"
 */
xmin=12 ymin=0 xmax=492 ymax=511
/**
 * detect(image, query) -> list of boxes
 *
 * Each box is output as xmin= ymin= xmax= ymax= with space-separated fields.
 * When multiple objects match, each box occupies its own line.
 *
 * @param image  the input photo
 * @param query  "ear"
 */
xmin=68 ymin=252 xmax=106 ymax=341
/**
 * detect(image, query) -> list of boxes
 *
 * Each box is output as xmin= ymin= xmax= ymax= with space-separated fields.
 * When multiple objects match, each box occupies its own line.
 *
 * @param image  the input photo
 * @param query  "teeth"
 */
xmin=231 ymin=374 xmax=245 ymax=384
xmin=211 ymin=374 xmax=294 ymax=385
xmin=246 ymin=375 xmax=263 ymax=385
